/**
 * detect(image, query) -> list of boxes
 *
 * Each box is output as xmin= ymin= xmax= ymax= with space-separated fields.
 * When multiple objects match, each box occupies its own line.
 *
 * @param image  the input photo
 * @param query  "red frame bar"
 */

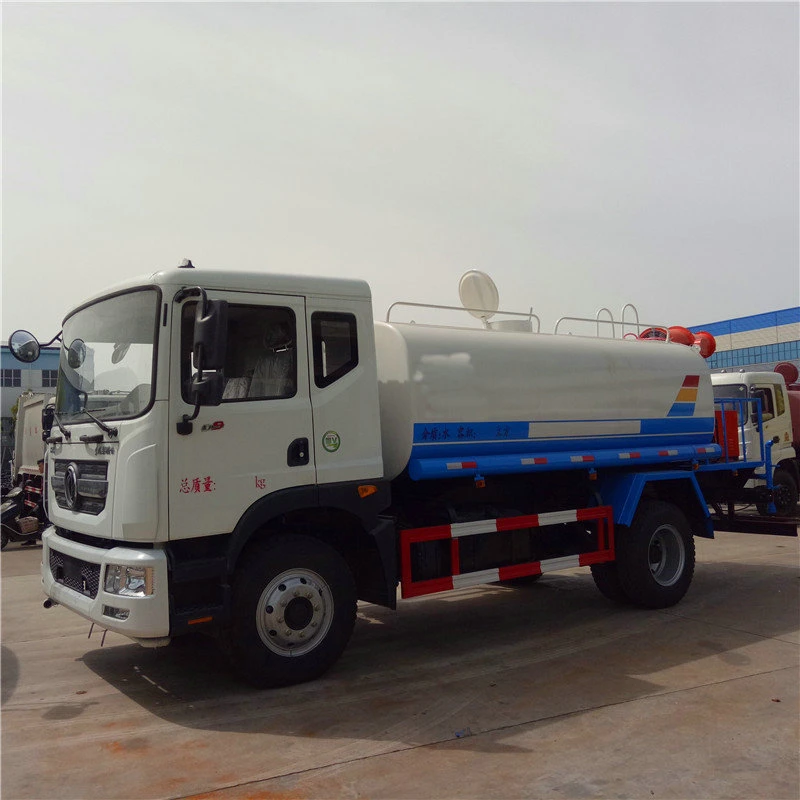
xmin=400 ymin=506 xmax=615 ymax=599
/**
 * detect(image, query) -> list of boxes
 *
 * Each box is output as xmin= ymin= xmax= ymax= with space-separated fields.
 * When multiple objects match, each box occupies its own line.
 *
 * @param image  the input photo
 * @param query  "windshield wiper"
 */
xmin=77 ymin=409 xmax=118 ymax=438
xmin=48 ymin=410 xmax=71 ymax=441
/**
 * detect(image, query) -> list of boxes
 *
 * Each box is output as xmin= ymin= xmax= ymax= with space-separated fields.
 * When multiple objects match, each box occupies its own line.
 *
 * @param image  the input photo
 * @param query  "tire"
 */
xmin=615 ymin=501 xmax=695 ymax=609
xmin=590 ymin=562 xmax=629 ymax=603
xmin=226 ymin=535 xmax=357 ymax=688
xmin=1 ymin=530 xmax=8 ymax=551
xmin=756 ymin=468 xmax=799 ymax=517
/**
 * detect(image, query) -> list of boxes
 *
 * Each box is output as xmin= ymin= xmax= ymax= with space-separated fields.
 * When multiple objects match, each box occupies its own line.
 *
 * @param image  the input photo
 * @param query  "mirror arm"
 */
xmin=177 ymin=343 xmax=207 ymax=435
xmin=177 ymin=402 xmax=202 ymax=435
xmin=43 ymin=331 xmax=62 ymax=348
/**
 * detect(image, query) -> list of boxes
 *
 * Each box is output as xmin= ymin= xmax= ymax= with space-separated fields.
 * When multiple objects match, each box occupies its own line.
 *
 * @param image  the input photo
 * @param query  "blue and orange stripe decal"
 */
xmin=667 ymin=375 xmax=700 ymax=417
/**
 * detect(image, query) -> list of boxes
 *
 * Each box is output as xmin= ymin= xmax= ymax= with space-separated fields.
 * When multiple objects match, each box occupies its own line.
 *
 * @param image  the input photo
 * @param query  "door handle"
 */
xmin=287 ymin=438 xmax=309 ymax=467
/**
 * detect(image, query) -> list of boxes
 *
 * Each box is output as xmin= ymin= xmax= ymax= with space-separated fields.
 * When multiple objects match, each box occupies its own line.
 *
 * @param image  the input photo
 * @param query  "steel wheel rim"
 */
xmin=648 ymin=525 xmax=685 ymax=586
xmin=255 ymin=568 xmax=333 ymax=656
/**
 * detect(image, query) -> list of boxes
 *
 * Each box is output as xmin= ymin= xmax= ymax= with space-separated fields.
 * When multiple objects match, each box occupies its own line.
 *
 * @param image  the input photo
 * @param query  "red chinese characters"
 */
xmin=179 ymin=477 xmax=216 ymax=494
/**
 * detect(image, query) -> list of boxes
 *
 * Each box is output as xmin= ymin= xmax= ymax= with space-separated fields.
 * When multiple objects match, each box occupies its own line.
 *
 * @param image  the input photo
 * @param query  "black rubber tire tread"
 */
xmin=590 ymin=561 xmax=630 ymax=604
xmin=227 ymin=535 xmax=356 ymax=688
xmin=758 ymin=468 xmax=799 ymax=517
xmin=615 ymin=500 xmax=695 ymax=609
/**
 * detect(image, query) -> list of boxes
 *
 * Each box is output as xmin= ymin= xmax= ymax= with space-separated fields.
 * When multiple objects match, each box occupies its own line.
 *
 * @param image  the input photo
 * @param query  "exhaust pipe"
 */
xmin=43 ymin=598 xmax=58 ymax=609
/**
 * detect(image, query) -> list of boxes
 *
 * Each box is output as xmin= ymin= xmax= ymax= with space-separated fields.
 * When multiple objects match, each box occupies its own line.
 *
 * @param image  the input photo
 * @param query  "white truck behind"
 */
xmin=711 ymin=366 xmax=800 ymax=516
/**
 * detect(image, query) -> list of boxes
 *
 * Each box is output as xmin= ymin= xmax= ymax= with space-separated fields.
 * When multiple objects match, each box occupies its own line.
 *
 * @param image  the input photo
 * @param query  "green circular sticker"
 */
xmin=322 ymin=431 xmax=341 ymax=453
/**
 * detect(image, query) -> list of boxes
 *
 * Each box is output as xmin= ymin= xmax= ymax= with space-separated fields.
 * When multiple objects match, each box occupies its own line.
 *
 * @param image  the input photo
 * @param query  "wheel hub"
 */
xmin=255 ymin=569 xmax=333 ymax=656
xmin=648 ymin=525 xmax=686 ymax=587
xmin=284 ymin=596 xmax=314 ymax=630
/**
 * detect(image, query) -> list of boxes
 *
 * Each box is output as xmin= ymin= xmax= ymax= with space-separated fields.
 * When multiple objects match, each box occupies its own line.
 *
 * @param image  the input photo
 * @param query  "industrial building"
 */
xmin=689 ymin=307 xmax=800 ymax=374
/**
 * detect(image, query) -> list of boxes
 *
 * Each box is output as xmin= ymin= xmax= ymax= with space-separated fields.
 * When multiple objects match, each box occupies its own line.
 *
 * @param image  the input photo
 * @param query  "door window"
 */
xmin=181 ymin=303 xmax=297 ymax=402
xmin=751 ymin=387 xmax=775 ymax=421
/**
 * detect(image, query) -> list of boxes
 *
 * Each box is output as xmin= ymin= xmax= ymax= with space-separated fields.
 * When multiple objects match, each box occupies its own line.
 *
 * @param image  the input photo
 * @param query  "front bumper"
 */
xmin=41 ymin=527 xmax=170 ymax=641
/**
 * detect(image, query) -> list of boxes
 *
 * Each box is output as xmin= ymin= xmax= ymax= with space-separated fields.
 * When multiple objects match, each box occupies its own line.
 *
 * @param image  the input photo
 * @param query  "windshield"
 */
xmin=712 ymin=383 xmax=747 ymax=401
xmin=56 ymin=289 xmax=159 ymax=422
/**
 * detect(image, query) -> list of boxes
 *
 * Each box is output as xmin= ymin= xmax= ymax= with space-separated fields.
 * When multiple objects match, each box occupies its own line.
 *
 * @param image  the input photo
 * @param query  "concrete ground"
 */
xmin=1 ymin=530 xmax=798 ymax=800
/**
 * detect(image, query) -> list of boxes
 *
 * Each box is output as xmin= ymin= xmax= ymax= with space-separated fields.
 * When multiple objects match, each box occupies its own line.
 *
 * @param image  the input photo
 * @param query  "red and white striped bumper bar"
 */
xmin=400 ymin=506 xmax=615 ymax=599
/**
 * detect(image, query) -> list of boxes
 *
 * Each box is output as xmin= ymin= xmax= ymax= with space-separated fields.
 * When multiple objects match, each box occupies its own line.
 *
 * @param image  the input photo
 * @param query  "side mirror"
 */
xmin=193 ymin=299 xmax=228 ymax=371
xmin=9 ymin=330 xmax=41 ymax=364
xmin=41 ymin=403 xmax=55 ymax=441
xmin=67 ymin=338 xmax=87 ymax=369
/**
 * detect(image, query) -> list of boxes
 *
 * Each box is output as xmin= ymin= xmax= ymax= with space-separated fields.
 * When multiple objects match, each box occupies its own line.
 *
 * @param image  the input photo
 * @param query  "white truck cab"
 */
xmin=711 ymin=371 xmax=799 ymax=514
xmin=16 ymin=268 xmax=387 ymax=650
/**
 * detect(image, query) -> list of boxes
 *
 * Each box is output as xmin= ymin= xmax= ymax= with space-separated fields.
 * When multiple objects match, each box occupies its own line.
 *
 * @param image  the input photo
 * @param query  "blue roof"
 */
xmin=690 ymin=307 xmax=800 ymax=336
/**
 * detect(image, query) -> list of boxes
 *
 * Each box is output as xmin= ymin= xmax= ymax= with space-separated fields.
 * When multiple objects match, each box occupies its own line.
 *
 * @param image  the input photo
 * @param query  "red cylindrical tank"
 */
xmin=777 ymin=364 xmax=800 ymax=448
xmin=775 ymin=361 xmax=799 ymax=386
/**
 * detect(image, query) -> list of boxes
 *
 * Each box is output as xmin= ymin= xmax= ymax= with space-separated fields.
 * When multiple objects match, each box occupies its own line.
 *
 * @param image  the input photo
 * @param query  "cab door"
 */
xmin=751 ymin=382 xmax=793 ymax=461
xmin=168 ymin=291 xmax=314 ymax=540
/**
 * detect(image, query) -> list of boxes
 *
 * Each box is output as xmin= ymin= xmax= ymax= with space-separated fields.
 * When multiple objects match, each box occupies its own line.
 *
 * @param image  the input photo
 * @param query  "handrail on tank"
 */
xmin=621 ymin=303 xmax=640 ymax=338
xmin=591 ymin=307 xmax=611 ymax=337
xmin=554 ymin=311 xmax=672 ymax=341
xmin=385 ymin=301 xmax=541 ymax=332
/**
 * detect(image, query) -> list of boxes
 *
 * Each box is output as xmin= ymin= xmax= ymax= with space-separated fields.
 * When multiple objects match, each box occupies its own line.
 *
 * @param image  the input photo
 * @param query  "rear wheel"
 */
xmin=590 ymin=562 xmax=629 ymax=603
xmin=227 ymin=535 xmax=357 ymax=688
xmin=615 ymin=501 xmax=695 ymax=609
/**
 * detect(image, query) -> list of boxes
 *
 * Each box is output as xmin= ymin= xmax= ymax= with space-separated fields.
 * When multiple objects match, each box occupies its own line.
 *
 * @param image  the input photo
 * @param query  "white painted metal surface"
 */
xmin=375 ymin=320 xmax=715 ymax=479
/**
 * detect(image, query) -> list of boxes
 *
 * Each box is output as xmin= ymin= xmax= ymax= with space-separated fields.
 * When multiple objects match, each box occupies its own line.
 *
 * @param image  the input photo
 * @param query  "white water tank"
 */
xmin=374 ymin=321 xmax=714 ymax=480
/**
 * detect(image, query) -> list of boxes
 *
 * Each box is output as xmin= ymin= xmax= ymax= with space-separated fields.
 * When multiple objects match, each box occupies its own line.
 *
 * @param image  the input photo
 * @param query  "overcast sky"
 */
xmin=3 ymin=2 xmax=798 ymax=341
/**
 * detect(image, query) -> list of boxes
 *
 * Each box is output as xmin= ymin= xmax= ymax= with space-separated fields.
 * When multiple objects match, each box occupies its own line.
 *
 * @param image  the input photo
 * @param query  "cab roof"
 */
xmin=66 ymin=267 xmax=372 ymax=322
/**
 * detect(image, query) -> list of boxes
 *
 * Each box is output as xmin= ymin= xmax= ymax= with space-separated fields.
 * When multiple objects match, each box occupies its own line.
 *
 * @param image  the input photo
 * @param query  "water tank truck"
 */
xmin=8 ymin=267 xmax=795 ymax=686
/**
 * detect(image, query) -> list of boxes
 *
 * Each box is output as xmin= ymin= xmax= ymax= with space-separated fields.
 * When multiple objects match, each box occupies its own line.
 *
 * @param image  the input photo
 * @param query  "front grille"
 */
xmin=49 ymin=549 xmax=102 ymax=598
xmin=51 ymin=460 xmax=109 ymax=515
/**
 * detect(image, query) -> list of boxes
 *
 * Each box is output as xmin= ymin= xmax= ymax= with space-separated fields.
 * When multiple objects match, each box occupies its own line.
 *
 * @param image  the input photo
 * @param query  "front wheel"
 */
xmin=226 ymin=535 xmax=357 ymax=688
xmin=757 ymin=468 xmax=799 ymax=517
xmin=615 ymin=501 xmax=695 ymax=609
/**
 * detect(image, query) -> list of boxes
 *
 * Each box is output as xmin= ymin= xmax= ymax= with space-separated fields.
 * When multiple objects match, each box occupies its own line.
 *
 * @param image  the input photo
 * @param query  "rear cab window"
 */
xmin=311 ymin=312 xmax=358 ymax=388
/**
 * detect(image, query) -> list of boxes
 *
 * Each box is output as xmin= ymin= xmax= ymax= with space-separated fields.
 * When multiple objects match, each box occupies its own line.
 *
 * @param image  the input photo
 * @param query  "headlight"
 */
xmin=104 ymin=565 xmax=154 ymax=597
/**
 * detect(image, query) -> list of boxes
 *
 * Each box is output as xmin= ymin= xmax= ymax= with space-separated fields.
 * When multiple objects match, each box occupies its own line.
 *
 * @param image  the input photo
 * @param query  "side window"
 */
xmin=751 ymin=387 xmax=775 ymax=421
xmin=773 ymin=385 xmax=786 ymax=417
xmin=311 ymin=312 xmax=358 ymax=388
xmin=1 ymin=369 xmax=21 ymax=387
xmin=42 ymin=369 xmax=59 ymax=388
xmin=181 ymin=303 xmax=297 ymax=402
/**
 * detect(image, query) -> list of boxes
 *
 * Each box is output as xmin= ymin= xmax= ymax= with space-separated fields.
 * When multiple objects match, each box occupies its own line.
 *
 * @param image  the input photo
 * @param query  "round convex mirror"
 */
xmin=8 ymin=330 xmax=41 ymax=363
xmin=67 ymin=339 xmax=87 ymax=369
xmin=458 ymin=270 xmax=500 ymax=322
